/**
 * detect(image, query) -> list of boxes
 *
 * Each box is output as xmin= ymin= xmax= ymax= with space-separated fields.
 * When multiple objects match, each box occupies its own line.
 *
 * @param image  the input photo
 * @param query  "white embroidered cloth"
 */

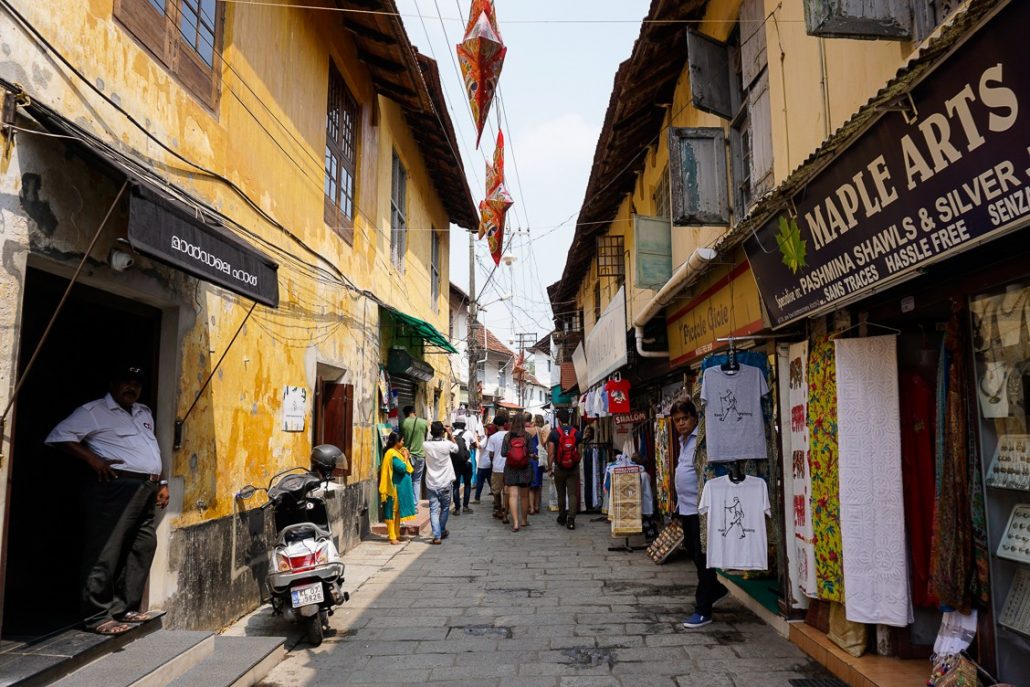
xmin=835 ymin=336 xmax=913 ymax=627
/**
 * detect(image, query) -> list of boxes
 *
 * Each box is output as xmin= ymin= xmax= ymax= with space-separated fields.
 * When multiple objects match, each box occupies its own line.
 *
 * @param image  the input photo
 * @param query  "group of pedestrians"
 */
xmin=377 ymin=404 xmax=588 ymax=544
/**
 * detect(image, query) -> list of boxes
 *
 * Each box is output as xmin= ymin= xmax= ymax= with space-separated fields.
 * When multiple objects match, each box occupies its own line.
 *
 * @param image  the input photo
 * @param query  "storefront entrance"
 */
xmin=2 ymin=268 xmax=162 ymax=639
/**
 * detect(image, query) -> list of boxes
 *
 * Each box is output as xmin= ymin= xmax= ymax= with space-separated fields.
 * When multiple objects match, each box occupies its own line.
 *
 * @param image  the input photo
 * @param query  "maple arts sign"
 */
xmin=744 ymin=1 xmax=1030 ymax=327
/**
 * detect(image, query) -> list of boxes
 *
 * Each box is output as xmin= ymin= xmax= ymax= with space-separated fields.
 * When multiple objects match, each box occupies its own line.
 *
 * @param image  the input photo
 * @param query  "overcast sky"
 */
xmin=394 ymin=0 xmax=651 ymax=348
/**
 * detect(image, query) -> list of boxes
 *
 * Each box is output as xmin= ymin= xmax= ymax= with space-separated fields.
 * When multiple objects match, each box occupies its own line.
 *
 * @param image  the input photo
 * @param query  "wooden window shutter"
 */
xmin=634 ymin=215 xmax=673 ymax=290
xmin=803 ymin=0 xmax=912 ymax=40
xmin=320 ymin=382 xmax=353 ymax=477
xmin=668 ymin=127 xmax=730 ymax=226
xmin=739 ymin=0 xmax=768 ymax=89
xmin=686 ymin=30 xmax=732 ymax=120
xmin=748 ymin=70 xmax=774 ymax=197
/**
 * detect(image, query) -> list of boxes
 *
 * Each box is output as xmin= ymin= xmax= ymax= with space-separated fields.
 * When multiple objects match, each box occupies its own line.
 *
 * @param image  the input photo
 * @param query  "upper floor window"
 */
xmin=113 ymin=0 xmax=222 ymax=107
xmin=593 ymin=281 xmax=602 ymax=323
xmin=653 ymin=167 xmax=670 ymax=219
xmin=325 ymin=62 xmax=358 ymax=244
xmin=390 ymin=152 xmax=407 ymax=269
xmin=431 ymin=229 xmax=441 ymax=310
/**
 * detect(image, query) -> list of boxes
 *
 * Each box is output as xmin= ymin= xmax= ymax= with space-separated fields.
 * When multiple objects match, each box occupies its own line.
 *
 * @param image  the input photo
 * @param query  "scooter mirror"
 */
xmin=237 ymin=485 xmax=258 ymax=500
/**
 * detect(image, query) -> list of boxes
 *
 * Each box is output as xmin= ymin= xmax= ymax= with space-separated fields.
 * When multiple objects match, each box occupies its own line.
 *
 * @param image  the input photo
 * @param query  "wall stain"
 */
xmin=19 ymin=173 xmax=58 ymax=236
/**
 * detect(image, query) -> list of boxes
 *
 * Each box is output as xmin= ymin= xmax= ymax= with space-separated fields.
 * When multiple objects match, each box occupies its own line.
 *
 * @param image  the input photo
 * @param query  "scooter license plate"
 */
xmin=290 ymin=582 xmax=324 ymax=608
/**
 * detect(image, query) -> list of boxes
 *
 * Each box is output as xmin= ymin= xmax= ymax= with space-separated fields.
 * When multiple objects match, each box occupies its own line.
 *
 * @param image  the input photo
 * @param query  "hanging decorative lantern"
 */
xmin=478 ymin=131 xmax=513 ymax=265
xmin=456 ymin=0 xmax=506 ymax=148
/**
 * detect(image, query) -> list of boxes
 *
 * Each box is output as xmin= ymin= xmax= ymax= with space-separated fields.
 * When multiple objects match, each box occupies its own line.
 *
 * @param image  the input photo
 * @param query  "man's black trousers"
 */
xmin=679 ymin=513 xmax=728 ymax=616
xmin=81 ymin=477 xmax=158 ymax=626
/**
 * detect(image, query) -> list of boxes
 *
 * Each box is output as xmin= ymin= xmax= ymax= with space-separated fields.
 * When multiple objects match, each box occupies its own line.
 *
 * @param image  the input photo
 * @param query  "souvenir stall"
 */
xmin=740 ymin=3 xmax=1030 ymax=681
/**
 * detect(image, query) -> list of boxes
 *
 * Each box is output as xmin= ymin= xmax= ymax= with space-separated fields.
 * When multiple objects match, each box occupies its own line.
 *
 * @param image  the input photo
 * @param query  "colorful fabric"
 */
xmin=899 ymin=370 xmax=938 ymax=608
xmin=654 ymin=418 xmax=672 ymax=515
xmin=379 ymin=448 xmax=416 ymax=524
xmin=788 ymin=341 xmax=818 ymax=600
xmin=808 ymin=335 xmax=844 ymax=603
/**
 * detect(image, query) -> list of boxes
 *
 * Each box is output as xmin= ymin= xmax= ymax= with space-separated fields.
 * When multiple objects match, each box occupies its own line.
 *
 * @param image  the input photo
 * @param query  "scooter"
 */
xmin=236 ymin=445 xmax=349 ymax=646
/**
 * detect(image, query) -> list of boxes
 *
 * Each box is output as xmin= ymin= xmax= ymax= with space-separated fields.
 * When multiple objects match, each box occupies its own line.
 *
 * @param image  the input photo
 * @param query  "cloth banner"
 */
xmin=610 ymin=466 xmax=643 ymax=536
xmin=788 ymin=342 xmax=818 ymax=599
xmin=654 ymin=418 xmax=673 ymax=515
xmin=835 ymin=335 xmax=913 ymax=627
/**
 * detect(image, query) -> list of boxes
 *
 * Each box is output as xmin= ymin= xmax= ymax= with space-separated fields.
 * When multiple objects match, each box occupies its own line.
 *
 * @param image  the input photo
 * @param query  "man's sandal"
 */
xmin=119 ymin=611 xmax=162 ymax=622
xmin=94 ymin=619 xmax=134 ymax=635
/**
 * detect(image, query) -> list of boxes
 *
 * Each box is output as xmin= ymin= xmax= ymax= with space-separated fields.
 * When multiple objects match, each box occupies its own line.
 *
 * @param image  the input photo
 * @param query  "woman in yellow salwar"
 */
xmin=379 ymin=432 xmax=417 ymax=545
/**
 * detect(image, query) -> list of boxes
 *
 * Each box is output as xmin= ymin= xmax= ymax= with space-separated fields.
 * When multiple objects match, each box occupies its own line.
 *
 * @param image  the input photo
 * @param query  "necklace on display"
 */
xmin=981 ymin=365 xmax=1008 ymax=404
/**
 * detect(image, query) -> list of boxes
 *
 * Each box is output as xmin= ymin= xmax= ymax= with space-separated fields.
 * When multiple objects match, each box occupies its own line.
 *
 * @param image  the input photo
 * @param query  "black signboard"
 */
xmin=128 ymin=185 xmax=280 ymax=307
xmin=744 ymin=1 xmax=1030 ymax=327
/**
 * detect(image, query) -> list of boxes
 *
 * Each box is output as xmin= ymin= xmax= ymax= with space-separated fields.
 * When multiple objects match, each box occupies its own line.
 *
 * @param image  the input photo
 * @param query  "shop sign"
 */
xmin=585 ymin=286 xmax=629 ymax=387
xmin=614 ymin=410 xmax=648 ymax=426
xmin=744 ymin=0 xmax=1030 ymax=327
xmin=666 ymin=260 xmax=764 ymax=367
xmin=128 ymin=185 xmax=280 ymax=307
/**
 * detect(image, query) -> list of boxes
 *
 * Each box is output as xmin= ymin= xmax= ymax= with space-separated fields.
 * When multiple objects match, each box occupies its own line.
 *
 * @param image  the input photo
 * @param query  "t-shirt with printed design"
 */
xmin=605 ymin=378 xmax=631 ymax=414
xmin=698 ymin=475 xmax=771 ymax=571
xmin=700 ymin=365 xmax=768 ymax=462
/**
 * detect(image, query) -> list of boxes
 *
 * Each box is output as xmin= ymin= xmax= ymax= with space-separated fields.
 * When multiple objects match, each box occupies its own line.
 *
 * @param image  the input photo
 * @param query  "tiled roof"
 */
xmin=471 ymin=324 xmax=514 ymax=357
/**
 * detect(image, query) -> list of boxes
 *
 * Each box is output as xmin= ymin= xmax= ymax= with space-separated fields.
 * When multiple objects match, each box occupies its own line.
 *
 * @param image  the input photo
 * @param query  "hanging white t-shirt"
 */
xmin=700 ymin=365 xmax=769 ymax=462
xmin=698 ymin=475 xmax=771 ymax=571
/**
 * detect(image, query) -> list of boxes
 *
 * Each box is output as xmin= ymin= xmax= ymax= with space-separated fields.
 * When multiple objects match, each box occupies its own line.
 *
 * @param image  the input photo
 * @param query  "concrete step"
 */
xmin=164 ymin=637 xmax=284 ymax=687
xmin=370 ymin=500 xmax=431 ymax=537
xmin=51 ymin=630 xmax=213 ymax=687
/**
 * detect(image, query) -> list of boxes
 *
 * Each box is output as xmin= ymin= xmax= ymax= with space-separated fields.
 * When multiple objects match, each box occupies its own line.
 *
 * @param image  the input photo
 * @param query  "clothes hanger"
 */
xmin=728 ymin=461 xmax=746 ymax=484
xmin=829 ymin=321 xmax=901 ymax=339
xmin=721 ymin=338 xmax=740 ymax=373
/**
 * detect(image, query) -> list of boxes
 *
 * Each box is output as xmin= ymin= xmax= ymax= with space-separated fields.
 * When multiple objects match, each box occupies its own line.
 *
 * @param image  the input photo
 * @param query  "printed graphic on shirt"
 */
xmin=719 ymin=496 xmax=756 ymax=540
xmin=713 ymin=389 xmax=752 ymax=423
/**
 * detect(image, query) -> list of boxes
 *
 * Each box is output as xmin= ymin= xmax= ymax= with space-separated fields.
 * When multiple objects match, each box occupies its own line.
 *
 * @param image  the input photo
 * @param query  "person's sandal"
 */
xmin=430 ymin=538 xmax=442 ymax=545
xmin=94 ymin=619 xmax=134 ymax=635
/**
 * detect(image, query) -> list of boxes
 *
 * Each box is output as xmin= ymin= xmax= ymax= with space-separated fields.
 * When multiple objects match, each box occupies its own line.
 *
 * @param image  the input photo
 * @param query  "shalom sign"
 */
xmin=744 ymin=0 xmax=1030 ymax=327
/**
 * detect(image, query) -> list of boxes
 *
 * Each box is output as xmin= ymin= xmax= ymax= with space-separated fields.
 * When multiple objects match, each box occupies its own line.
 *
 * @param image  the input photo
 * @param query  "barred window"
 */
xmin=324 ymin=62 xmax=358 ymax=243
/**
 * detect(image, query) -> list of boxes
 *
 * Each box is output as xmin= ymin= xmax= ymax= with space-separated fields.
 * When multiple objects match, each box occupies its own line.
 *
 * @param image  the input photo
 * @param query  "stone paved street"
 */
xmin=233 ymin=499 xmax=828 ymax=687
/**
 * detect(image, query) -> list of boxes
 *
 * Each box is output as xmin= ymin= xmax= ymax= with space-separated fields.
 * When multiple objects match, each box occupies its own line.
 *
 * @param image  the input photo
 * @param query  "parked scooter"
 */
xmin=236 ymin=445 xmax=349 ymax=645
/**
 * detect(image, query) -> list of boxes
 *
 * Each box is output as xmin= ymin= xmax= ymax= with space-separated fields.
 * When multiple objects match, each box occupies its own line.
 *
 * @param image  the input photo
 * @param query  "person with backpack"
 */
xmin=485 ymin=412 xmax=510 ymax=521
xmin=547 ymin=408 xmax=582 ymax=530
xmin=450 ymin=420 xmax=474 ymax=515
xmin=501 ymin=413 xmax=533 ymax=532
xmin=422 ymin=421 xmax=458 ymax=545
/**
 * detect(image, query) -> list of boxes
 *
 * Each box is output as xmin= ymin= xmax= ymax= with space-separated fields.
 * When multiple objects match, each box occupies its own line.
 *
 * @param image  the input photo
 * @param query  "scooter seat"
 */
xmin=278 ymin=522 xmax=332 ymax=544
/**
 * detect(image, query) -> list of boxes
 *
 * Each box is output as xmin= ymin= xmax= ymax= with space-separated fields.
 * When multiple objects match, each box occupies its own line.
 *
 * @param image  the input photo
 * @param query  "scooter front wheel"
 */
xmin=305 ymin=614 xmax=323 ymax=646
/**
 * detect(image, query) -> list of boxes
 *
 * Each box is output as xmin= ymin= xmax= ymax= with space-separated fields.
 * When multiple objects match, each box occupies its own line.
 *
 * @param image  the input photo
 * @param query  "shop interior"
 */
xmin=2 ymin=268 xmax=162 ymax=639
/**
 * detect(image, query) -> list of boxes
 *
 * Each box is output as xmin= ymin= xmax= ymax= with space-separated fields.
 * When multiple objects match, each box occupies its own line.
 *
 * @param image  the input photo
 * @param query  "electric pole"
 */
xmin=513 ymin=332 xmax=536 ymax=409
xmin=467 ymin=230 xmax=479 ymax=417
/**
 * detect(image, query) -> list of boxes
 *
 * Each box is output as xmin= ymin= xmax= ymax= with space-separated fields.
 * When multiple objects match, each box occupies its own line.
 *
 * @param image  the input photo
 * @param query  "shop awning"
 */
xmin=382 ymin=307 xmax=458 ymax=354
xmin=20 ymin=94 xmax=280 ymax=307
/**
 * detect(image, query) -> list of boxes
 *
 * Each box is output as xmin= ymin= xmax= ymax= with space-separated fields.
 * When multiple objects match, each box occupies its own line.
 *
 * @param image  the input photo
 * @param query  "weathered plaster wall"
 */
xmin=0 ymin=0 xmax=456 ymax=630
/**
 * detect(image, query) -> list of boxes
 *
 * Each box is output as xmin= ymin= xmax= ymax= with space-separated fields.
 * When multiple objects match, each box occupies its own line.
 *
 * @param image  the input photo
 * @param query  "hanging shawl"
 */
xmin=456 ymin=0 xmax=506 ymax=147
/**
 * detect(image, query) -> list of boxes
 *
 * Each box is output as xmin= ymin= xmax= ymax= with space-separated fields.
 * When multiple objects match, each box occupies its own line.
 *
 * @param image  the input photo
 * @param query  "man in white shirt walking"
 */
xmin=672 ymin=400 xmax=729 ymax=629
xmin=485 ymin=413 xmax=509 ymax=522
xmin=422 ymin=421 xmax=458 ymax=544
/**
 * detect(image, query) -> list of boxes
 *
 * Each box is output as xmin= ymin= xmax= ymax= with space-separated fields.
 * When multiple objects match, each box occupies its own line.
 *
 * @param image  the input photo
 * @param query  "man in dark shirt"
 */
xmin=547 ymin=409 xmax=582 ymax=530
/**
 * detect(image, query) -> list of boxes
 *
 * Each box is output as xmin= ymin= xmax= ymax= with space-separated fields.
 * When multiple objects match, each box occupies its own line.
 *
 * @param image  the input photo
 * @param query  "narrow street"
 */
xmin=236 ymin=505 xmax=828 ymax=687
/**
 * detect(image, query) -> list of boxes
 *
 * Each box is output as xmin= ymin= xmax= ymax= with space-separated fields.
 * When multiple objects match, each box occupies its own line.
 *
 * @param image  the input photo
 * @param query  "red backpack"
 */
xmin=506 ymin=434 xmax=530 ymax=469
xmin=555 ymin=426 xmax=579 ymax=469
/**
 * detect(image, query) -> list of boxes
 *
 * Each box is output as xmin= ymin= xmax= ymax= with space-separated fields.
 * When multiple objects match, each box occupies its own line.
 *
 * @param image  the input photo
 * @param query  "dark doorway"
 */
xmin=2 ymin=268 xmax=161 ymax=639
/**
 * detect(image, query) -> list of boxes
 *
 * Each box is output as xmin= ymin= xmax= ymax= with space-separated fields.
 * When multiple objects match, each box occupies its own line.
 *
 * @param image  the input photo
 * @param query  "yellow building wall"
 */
xmin=9 ymin=0 xmax=454 ymax=525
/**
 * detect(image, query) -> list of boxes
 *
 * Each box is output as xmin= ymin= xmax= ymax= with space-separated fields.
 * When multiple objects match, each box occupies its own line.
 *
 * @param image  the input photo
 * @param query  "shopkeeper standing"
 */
xmin=671 ymin=400 xmax=728 ymax=629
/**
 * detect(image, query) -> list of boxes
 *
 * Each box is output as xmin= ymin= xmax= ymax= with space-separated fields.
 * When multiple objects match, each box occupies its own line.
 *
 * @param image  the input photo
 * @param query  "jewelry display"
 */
xmin=999 ymin=568 xmax=1030 ymax=638
xmin=987 ymin=435 xmax=1030 ymax=492
xmin=978 ymin=360 xmax=1011 ymax=419
xmin=997 ymin=504 xmax=1030 ymax=565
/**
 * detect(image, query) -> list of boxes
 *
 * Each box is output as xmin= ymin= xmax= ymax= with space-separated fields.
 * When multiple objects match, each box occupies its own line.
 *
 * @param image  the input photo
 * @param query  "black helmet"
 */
xmin=311 ymin=444 xmax=345 ymax=478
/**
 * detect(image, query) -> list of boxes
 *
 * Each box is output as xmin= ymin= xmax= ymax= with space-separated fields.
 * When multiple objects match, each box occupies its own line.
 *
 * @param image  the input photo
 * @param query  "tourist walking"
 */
xmin=422 ymin=421 xmax=457 ymax=545
xmin=378 ymin=432 xmax=416 ymax=545
xmin=400 ymin=406 xmax=429 ymax=502
xmin=450 ymin=420 xmax=474 ymax=515
xmin=501 ymin=414 xmax=533 ymax=531
xmin=485 ymin=413 xmax=509 ymax=522
xmin=529 ymin=414 xmax=548 ymax=514
xmin=473 ymin=416 xmax=494 ymax=504
xmin=547 ymin=409 xmax=581 ymax=530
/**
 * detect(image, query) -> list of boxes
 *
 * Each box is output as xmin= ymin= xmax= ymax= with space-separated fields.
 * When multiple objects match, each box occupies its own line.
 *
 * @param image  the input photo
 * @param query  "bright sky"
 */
xmin=394 ymin=0 xmax=651 ymax=349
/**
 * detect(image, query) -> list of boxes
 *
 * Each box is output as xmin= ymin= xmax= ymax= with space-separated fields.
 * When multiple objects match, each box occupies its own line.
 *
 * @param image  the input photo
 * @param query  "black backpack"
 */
xmin=453 ymin=430 xmax=470 ymax=465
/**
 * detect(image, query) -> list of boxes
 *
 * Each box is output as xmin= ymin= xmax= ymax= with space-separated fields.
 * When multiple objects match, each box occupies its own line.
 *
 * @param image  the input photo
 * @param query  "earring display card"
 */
xmin=646 ymin=519 xmax=684 ymax=564
xmin=987 ymin=434 xmax=1030 ymax=492
xmin=999 ymin=568 xmax=1030 ymax=637
xmin=997 ymin=504 xmax=1030 ymax=564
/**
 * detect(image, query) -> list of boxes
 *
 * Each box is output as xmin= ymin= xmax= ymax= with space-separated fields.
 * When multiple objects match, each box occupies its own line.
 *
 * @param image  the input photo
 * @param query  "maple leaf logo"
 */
xmin=775 ymin=215 xmax=807 ymax=274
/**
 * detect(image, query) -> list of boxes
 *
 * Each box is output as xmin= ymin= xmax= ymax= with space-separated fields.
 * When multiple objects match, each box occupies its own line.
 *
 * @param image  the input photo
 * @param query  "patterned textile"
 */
xmin=788 ymin=342 xmax=818 ymax=600
xmin=808 ymin=335 xmax=845 ymax=603
xmin=930 ymin=305 xmax=974 ymax=612
xmin=834 ymin=336 xmax=912 ymax=626
xmin=654 ymin=418 xmax=672 ymax=515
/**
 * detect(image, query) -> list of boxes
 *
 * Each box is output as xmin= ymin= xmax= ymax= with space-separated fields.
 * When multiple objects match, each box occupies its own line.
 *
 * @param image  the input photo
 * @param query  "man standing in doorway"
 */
xmin=547 ymin=409 xmax=581 ymax=530
xmin=401 ymin=405 xmax=429 ymax=503
xmin=672 ymin=400 xmax=729 ymax=628
xmin=46 ymin=365 xmax=169 ymax=635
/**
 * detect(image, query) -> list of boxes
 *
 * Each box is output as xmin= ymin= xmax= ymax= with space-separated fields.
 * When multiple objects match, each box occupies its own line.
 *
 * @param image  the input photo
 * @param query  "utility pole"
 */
xmin=467 ymin=230 xmax=479 ymax=418
xmin=513 ymin=332 xmax=536 ymax=409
